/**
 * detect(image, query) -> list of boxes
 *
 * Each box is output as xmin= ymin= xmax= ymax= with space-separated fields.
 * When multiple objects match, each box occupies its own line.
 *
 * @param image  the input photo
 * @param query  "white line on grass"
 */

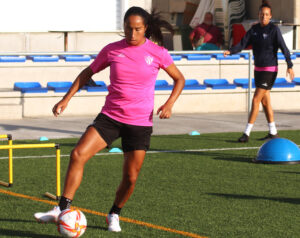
xmin=0 ymin=146 xmax=262 ymax=160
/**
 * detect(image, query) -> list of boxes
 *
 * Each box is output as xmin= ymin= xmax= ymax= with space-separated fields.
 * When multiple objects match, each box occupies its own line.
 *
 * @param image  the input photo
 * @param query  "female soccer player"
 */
xmin=34 ymin=6 xmax=185 ymax=232
xmin=224 ymin=0 xmax=294 ymax=142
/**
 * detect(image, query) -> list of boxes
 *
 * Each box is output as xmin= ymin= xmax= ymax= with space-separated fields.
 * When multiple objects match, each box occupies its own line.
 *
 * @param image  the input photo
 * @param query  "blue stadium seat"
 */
xmin=204 ymin=79 xmax=237 ymax=89
xmin=85 ymin=81 xmax=108 ymax=92
xmin=294 ymin=53 xmax=300 ymax=58
xmin=155 ymin=80 xmax=173 ymax=90
xmin=273 ymin=77 xmax=295 ymax=88
xmin=27 ymin=55 xmax=59 ymax=62
xmin=238 ymin=53 xmax=248 ymax=60
xmin=213 ymin=54 xmax=240 ymax=60
xmin=60 ymin=55 xmax=91 ymax=62
xmin=91 ymin=54 xmax=98 ymax=59
xmin=0 ymin=56 xmax=26 ymax=62
xmin=183 ymin=79 xmax=206 ymax=90
xmin=233 ymin=78 xmax=256 ymax=89
xmin=182 ymin=54 xmax=212 ymax=60
xmin=294 ymin=77 xmax=300 ymax=85
xmin=277 ymin=52 xmax=296 ymax=60
xmin=171 ymin=54 xmax=182 ymax=61
xmin=14 ymin=82 xmax=48 ymax=93
xmin=47 ymin=81 xmax=74 ymax=92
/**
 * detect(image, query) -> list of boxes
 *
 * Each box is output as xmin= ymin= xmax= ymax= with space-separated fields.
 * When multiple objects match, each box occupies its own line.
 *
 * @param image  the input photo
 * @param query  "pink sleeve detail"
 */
xmin=160 ymin=48 xmax=173 ymax=69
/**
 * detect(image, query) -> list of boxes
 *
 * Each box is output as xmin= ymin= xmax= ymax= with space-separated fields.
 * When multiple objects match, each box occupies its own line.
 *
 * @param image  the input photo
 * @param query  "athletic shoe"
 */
xmin=106 ymin=213 xmax=121 ymax=232
xmin=238 ymin=133 xmax=249 ymax=143
xmin=34 ymin=206 xmax=61 ymax=223
xmin=259 ymin=133 xmax=279 ymax=140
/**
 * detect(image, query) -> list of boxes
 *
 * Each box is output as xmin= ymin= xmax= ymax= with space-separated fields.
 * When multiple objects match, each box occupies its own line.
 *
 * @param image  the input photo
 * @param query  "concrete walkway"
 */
xmin=0 ymin=111 xmax=299 ymax=140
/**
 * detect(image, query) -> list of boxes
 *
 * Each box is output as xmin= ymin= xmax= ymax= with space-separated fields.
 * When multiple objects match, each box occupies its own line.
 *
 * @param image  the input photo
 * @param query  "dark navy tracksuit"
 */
xmin=229 ymin=23 xmax=293 ymax=89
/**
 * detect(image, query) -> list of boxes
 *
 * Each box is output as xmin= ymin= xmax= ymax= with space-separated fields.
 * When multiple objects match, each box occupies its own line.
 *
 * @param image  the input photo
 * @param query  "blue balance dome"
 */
xmin=254 ymin=138 xmax=300 ymax=164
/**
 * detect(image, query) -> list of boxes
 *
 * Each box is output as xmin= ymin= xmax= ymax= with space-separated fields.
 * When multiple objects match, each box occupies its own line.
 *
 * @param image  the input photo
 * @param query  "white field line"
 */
xmin=0 ymin=146 xmax=263 ymax=160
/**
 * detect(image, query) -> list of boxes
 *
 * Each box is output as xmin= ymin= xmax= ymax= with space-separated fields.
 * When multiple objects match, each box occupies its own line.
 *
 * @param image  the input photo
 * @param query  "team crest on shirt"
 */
xmin=263 ymin=33 xmax=268 ymax=39
xmin=144 ymin=56 xmax=154 ymax=65
xmin=117 ymin=53 xmax=125 ymax=58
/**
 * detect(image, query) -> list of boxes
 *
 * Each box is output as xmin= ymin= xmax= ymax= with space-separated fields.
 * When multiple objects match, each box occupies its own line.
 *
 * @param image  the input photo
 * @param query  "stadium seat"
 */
xmin=182 ymin=54 xmax=212 ymax=60
xmin=27 ymin=55 xmax=59 ymax=62
xmin=14 ymin=82 xmax=48 ymax=93
xmin=155 ymin=80 xmax=173 ymax=90
xmin=183 ymin=79 xmax=206 ymax=90
xmin=293 ymin=77 xmax=300 ymax=85
xmin=85 ymin=80 xmax=108 ymax=92
xmin=238 ymin=53 xmax=248 ymax=60
xmin=273 ymin=77 xmax=295 ymax=88
xmin=91 ymin=54 xmax=98 ymax=59
xmin=171 ymin=54 xmax=182 ymax=61
xmin=294 ymin=52 xmax=300 ymax=58
xmin=213 ymin=54 xmax=240 ymax=60
xmin=204 ymin=79 xmax=237 ymax=89
xmin=0 ymin=56 xmax=26 ymax=62
xmin=233 ymin=78 xmax=256 ymax=89
xmin=47 ymin=81 xmax=74 ymax=92
xmin=60 ymin=55 xmax=91 ymax=62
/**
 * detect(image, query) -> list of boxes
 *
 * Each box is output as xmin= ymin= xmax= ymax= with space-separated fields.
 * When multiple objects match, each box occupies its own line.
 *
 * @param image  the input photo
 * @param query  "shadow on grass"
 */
xmin=0 ymin=228 xmax=59 ymax=238
xmin=208 ymin=193 xmax=300 ymax=205
xmin=213 ymin=156 xmax=254 ymax=163
xmin=224 ymin=140 xmax=241 ymax=143
xmin=276 ymin=171 xmax=300 ymax=175
xmin=87 ymin=224 xmax=107 ymax=231
xmin=150 ymin=149 xmax=255 ymax=164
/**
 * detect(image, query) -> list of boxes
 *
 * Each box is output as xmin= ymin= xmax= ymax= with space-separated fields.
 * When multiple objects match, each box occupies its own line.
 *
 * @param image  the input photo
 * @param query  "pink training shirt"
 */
xmin=90 ymin=39 xmax=173 ymax=126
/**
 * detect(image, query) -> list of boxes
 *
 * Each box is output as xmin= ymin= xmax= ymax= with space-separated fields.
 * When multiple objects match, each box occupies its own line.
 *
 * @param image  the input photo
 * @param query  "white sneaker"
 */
xmin=106 ymin=213 xmax=121 ymax=232
xmin=34 ymin=206 xmax=61 ymax=223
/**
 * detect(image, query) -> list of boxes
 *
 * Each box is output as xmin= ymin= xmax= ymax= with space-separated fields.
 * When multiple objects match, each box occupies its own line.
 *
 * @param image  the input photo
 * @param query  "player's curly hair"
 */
xmin=124 ymin=6 xmax=174 ymax=46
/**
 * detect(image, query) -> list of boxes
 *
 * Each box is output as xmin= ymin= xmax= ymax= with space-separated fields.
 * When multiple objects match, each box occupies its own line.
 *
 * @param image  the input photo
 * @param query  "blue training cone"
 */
xmin=254 ymin=138 xmax=300 ymax=164
xmin=189 ymin=131 xmax=201 ymax=136
xmin=109 ymin=147 xmax=122 ymax=153
xmin=39 ymin=136 xmax=49 ymax=141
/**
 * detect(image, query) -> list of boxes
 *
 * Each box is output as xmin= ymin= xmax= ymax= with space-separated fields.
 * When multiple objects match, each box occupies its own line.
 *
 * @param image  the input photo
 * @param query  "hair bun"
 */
xmin=262 ymin=0 xmax=270 ymax=6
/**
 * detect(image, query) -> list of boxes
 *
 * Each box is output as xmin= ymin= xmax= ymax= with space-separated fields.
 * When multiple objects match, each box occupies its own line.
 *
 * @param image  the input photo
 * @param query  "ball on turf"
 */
xmin=57 ymin=208 xmax=87 ymax=237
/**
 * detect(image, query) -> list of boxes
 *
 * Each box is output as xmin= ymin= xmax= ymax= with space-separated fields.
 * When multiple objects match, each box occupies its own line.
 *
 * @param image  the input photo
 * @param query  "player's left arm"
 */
xmin=276 ymin=27 xmax=294 ymax=81
xmin=157 ymin=63 xmax=185 ymax=119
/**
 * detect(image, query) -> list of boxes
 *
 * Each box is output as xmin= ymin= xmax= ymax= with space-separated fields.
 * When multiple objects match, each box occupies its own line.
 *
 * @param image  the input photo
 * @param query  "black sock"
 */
xmin=109 ymin=204 xmax=121 ymax=215
xmin=59 ymin=196 xmax=72 ymax=211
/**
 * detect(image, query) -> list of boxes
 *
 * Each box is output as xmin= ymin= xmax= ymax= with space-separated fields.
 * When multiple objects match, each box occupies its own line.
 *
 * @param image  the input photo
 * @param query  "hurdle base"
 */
xmin=44 ymin=192 xmax=59 ymax=200
xmin=0 ymin=181 xmax=12 ymax=187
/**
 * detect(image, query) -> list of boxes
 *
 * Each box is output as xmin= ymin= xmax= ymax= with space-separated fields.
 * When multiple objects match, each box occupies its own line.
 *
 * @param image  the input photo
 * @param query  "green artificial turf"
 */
xmin=0 ymin=130 xmax=300 ymax=237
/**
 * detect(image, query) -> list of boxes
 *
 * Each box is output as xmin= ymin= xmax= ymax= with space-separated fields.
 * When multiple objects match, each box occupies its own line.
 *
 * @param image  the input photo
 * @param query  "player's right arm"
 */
xmin=52 ymin=66 xmax=94 ymax=117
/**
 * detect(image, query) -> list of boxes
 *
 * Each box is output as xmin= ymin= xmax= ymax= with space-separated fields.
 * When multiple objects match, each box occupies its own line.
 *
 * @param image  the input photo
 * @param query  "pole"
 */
xmin=56 ymin=145 xmax=61 ymax=199
xmin=8 ymin=135 xmax=13 ymax=186
xmin=0 ymin=142 xmax=61 ymax=200
xmin=0 ymin=143 xmax=56 ymax=150
xmin=248 ymin=51 xmax=253 ymax=117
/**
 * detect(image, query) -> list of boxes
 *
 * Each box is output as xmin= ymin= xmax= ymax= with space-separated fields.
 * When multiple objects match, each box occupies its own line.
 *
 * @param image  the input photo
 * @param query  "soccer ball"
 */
xmin=57 ymin=208 xmax=87 ymax=238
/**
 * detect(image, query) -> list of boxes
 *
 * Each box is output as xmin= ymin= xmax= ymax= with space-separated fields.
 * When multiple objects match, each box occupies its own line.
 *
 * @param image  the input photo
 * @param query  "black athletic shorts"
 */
xmin=89 ymin=113 xmax=152 ymax=152
xmin=254 ymin=71 xmax=277 ymax=90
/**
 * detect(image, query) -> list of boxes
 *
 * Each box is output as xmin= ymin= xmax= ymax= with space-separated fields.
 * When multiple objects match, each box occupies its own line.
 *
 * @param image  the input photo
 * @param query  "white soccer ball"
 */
xmin=57 ymin=208 xmax=87 ymax=237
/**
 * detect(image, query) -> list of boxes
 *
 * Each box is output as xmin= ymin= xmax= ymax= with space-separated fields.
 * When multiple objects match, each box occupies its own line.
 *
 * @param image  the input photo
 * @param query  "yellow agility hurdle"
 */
xmin=0 ymin=142 xmax=61 ymax=200
xmin=0 ymin=134 xmax=13 ymax=188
